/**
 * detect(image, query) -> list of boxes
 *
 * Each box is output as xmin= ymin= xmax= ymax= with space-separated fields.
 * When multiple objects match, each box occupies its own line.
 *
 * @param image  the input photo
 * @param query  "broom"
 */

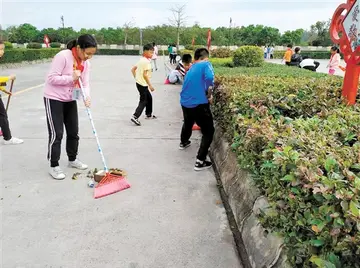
xmin=5 ymin=80 xmax=14 ymax=112
xmin=78 ymin=78 xmax=130 ymax=199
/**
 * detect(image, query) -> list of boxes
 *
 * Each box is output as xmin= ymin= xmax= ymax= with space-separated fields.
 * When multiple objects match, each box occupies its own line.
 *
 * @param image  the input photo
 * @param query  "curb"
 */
xmin=210 ymin=123 xmax=289 ymax=268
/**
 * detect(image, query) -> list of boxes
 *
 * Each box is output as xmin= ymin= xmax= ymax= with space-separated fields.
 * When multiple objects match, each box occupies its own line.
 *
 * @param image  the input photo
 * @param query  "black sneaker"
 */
xmin=194 ymin=159 xmax=212 ymax=171
xmin=179 ymin=140 xmax=191 ymax=150
xmin=131 ymin=116 xmax=141 ymax=126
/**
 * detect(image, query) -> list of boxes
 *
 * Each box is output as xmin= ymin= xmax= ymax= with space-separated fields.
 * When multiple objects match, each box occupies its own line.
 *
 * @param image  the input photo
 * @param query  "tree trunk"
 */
xmin=177 ymin=27 xmax=180 ymax=51
xmin=124 ymin=31 xmax=128 ymax=45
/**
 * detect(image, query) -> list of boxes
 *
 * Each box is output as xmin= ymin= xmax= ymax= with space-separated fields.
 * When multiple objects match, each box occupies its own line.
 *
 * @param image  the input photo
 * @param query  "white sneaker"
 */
xmin=3 ymin=137 xmax=24 ymax=145
xmin=69 ymin=159 xmax=88 ymax=170
xmin=49 ymin=166 xmax=66 ymax=180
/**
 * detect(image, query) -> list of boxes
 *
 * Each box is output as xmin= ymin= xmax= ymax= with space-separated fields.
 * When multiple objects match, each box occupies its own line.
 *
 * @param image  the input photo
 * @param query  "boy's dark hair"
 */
xmin=182 ymin=54 xmax=192 ymax=64
xmin=287 ymin=44 xmax=293 ymax=48
xmin=143 ymin=43 xmax=154 ymax=51
xmin=67 ymin=34 xmax=97 ymax=50
xmin=294 ymin=47 xmax=301 ymax=53
xmin=194 ymin=48 xmax=209 ymax=60
xmin=152 ymin=42 xmax=156 ymax=46
xmin=331 ymin=46 xmax=340 ymax=53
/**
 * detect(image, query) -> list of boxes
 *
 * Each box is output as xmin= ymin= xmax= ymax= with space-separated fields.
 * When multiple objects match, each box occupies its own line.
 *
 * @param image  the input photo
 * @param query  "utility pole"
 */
xmin=229 ymin=17 xmax=232 ymax=48
xmin=139 ymin=28 xmax=143 ymax=55
xmin=60 ymin=15 xmax=65 ymax=44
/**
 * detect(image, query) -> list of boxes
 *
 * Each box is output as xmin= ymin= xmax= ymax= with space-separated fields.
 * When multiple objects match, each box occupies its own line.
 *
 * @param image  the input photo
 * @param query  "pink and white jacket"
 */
xmin=328 ymin=53 xmax=341 ymax=70
xmin=44 ymin=49 xmax=90 ymax=102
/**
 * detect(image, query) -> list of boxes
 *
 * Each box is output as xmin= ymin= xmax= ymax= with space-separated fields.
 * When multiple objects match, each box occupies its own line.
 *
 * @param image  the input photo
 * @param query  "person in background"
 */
xmin=131 ymin=44 xmax=156 ymax=126
xmin=43 ymin=34 xmax=97 ymax=180
xmin=270 ymin=46 xmax=274 ymax=59
xmin=0 ymin=40 xmax=24 ymax=145
xmin=170 ymin=44 xmax=177 ymax=64
xmin=167 ymin=54 xmax=193 ymax=84
xmin=290 ymin=47 xmax=303 ymax=66
xmin=179 ymin=48 xmax=215 ymax=171
xmin=327 ymin=46 xmax=341 ymax=75
xmin=299 ymin=56 xmax=320 ymax=71
xmin=151 ymin=42 xmax=158 ymax=71
xmin=283 ymin=44 xmax=293 ymax=66
xmin=264 ymin=46 xmax=268 ymax=59
xmin=168 ymin=44 xmax=173 ymax=63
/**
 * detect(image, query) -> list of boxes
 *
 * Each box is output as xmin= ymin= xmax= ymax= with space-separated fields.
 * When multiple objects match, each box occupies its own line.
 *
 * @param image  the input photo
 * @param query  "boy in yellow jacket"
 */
xmin=0 ymin=40 xmax=23 ymax=145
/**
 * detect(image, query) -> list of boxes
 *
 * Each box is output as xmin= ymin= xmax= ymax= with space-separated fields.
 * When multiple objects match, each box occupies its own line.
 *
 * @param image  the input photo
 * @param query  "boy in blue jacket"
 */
xmin=179 ymin=48 xmax=215 ymax=171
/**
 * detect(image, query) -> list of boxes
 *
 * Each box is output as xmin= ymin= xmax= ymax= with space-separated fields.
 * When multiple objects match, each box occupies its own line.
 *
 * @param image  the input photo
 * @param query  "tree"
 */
xmin=123 ymin=19 xmax=135 ymax=45
xmin=9 ymin=23 xmax=40 ymax=43
xmin=280 ymin=29 xmax=304 ymax=45
xmin=308 ymin=20 xmax=332 ymax=46
xmin=169 ymin=4 xmax=188 ymax=50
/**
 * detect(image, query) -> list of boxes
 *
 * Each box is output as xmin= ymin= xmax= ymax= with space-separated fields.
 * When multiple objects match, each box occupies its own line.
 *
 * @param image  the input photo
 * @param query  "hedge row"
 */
xmin=96 ymin=49 xmax=140 ymax=55
xmin=213 ymin=62 xmax=359 ymax=267
xmin=0 ymin=48 xmax=147 ymax=64
xmin=0 ymin=48 xmax=61 ymax=64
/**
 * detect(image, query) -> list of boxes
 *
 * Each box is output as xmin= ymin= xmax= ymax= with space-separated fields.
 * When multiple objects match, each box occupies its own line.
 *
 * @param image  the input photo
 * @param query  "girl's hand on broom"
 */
xmin=85 ymin=97 xmax=91 ymax=108
xmin=73 ymin=70 xmax=81 ymax=81
xmin=9 ymin=74 xmax=16 ymax=81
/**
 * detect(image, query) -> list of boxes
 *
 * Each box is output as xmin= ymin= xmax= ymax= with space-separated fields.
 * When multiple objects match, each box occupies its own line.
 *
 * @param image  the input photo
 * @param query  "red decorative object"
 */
xmin=207 ymin=29 xmax=211 ymax=51
xmin=43 ymin=35 xmax=50 ymax=48
xmin=330 ymin=0 xmax=360 ymax=105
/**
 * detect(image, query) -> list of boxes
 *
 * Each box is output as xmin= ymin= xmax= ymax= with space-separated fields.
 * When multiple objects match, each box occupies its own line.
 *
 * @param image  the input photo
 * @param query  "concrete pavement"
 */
xmin=0 ymin=56 xmax=242 ymax=268
xmin=268 ymin=59 xmax=345 ymax=76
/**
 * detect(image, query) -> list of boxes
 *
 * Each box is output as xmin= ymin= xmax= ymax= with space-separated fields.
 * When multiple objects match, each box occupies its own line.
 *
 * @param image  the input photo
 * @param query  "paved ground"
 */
xmin=268 ymin=59 xmax=345 ymax=76
xmin=0 ymin=56 xmax=242 ymax=268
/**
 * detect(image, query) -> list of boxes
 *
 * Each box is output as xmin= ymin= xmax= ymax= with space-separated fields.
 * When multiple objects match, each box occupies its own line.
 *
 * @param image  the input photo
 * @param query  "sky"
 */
xmin=0 ymin=0 xmax=345 ymax=33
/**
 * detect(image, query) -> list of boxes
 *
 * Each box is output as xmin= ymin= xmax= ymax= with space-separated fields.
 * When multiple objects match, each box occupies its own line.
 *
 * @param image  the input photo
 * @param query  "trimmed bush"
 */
xmin=0 ymin=48 xmax=61 ymax=64
xmin=233 ymin=46 xmax=264 ymax=67
xmin=96 ymin=49 xmax=139 ymax=55
xmin=50 ymin=42 xmax=61 ymax=48
xmin=209 ymin=57 xmax=233 ymax=68
xmin=210 ymin=47 xmax=233 ymax=58
xmin=212 ymin=63 xmax=360 ymax=267
xmin=4 ymin=41 xmax=13 ymax=49
xmin=178 ymin=49 xmax=194 ymax=57
xmin=26 ymin=43 xmax=42 ymax=49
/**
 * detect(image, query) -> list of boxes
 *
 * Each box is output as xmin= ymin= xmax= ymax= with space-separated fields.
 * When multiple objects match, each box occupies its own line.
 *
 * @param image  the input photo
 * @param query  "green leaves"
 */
xmin=311 ymin=239 xmax=325 ymax=247
xmin=350 ymin=201 xmax=360 ymax=217
xmin=310 ymin=256 xmax=337 ymax=268
xmin=213 ymin=62 xmax=360 ymax=267
xmin=325 ymin=157 xmax=338 ymax=173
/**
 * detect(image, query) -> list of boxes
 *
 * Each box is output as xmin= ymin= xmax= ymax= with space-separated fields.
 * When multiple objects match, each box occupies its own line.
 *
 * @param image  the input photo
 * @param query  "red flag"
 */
xmin=44 ymin=35 xmax=50 ymax=48
xmin=207 ymin=29 xmax=211 ymax=50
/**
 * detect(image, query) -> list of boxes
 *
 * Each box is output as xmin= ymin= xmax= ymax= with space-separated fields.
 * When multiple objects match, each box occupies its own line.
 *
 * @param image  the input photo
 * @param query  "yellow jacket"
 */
xmin=0 ymin=76 xmax=10 ymax=93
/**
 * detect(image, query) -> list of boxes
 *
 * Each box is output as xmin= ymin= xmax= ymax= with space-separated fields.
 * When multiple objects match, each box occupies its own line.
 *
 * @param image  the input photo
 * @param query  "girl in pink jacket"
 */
xmin=327 ymin=46 xmax=341 ymax=75
xmin=44 ymin=34 xmax=97 ymax=180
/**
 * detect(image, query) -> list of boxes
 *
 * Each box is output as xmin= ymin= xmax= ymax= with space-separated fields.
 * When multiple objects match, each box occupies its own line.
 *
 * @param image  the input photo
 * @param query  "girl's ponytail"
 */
xmin=66 ymin=39 xmax=77 ymax=50
xmin=331 ymin=45 xmax=340 ymax=54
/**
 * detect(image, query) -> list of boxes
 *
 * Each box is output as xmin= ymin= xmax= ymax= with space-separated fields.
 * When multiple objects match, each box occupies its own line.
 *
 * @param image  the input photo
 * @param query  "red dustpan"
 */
xmin=192 ymin=123 xmax=200 ymax=130
xmin=94 ymin=171 xmax=130 ymax=199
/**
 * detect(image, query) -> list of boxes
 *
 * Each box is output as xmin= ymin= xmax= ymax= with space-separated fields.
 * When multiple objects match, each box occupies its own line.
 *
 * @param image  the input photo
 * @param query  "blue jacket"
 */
xmin=180 ymin=61 xmax=215 ymax=108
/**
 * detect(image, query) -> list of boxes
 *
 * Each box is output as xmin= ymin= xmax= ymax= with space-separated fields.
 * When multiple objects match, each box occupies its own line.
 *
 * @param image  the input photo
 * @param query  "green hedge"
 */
xmin=96 ymin=49 xmax=139 ymax=55
xmin=273 ymin=50 xmax=343 ymax=60
xmin=0 ymin=48 xmax=61 ymax=64
xmin=233 ymin=46 xmax=264 ymax=67
xmin=213 ymin=63 xmax=360 ymax=267
xmin=50 ymin=42 xmax=61 ymax=48
xmin=27 ymin=42 xmax=42 ymax=49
